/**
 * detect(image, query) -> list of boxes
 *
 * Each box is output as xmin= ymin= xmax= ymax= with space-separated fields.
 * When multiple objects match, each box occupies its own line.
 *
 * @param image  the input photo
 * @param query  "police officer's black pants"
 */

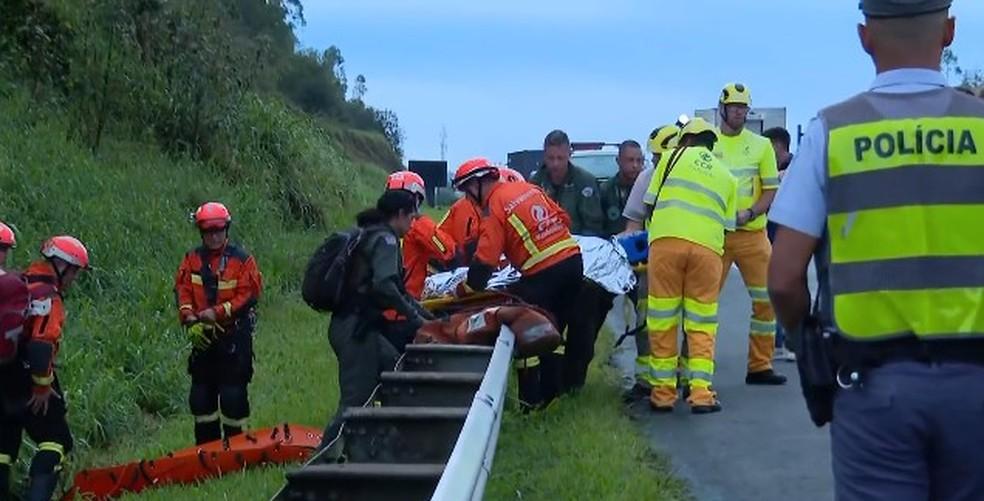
xmin=563 ymin=280 xmax=615 ymax=392
xmin=320 ymin=312 xmax=399 ymax=450
xmin=0 ymin=369 xmax=73 ymax=501
xmin=831 ymin=361 xmax=984 ymax=501
xmin=188 ymin=325 xmax=253 ymax=445
xmin=509 ymin=254 xmax=584 ymax=408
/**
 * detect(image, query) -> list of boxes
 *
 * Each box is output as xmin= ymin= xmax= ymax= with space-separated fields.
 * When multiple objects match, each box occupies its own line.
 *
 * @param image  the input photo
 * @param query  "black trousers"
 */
xmin=380 ymin=319 xmax=418 ymax=354
xmin=320 ymin=312 xmax=399 ymax=450
xmin=508 ymin=254 xmax=584 ymax=408
xmin=0 ymin=364 xmax=72 ymax=501
xmin=188 ymin=320 xmax=254 ymax=445
xmin=564 ymin=280 xmax=616 ymax=391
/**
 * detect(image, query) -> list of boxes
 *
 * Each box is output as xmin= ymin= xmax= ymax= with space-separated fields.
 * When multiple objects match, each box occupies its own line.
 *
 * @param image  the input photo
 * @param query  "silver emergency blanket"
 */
xmin=421 ymin=236 xmax=636 ymax=299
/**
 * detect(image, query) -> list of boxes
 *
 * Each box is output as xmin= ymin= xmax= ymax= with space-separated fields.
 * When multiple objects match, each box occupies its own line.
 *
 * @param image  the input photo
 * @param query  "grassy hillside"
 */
xmin=0 ymin=88 xmax=385 ymax=496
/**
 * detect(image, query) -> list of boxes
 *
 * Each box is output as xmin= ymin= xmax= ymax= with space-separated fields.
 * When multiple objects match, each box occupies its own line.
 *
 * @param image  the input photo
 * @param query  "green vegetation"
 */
xmin=943 ymin=48 xmax=984 ymax=87
xmin=1 ymin=0 xmax=688 ymax=499
xmin=0 ymin=87 xmax=382 ymax=496
xmin=0 ymin=0 xmax=394 ymax=496
xmin=487 ymin=339 xmax=691 ymax=501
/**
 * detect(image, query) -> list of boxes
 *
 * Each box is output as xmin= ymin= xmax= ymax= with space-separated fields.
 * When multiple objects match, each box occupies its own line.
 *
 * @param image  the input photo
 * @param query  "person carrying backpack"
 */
xmin=0 ymin=236 xmax=90 ymax=501
xmin=380 ymin=171 xmax=455 ymax=351
xmin=318 ymin=190 xmax=434 ymax=453
xmin=174 ymin=202 xmax=263 ymax=445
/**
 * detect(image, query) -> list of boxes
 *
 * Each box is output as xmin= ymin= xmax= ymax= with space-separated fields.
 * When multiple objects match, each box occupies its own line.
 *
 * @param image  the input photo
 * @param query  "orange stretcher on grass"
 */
xmin=63 ymin=423 xmax=321 ymax=500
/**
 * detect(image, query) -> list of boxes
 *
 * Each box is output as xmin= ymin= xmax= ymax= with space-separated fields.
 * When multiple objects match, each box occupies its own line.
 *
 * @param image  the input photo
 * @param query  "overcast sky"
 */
xmin=297 ymin=0 xmax=984 ymax=167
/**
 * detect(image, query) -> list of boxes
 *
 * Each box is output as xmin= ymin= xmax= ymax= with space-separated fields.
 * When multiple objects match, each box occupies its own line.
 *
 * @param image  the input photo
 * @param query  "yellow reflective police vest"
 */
xmin=822 ymin=89 xmax=984 ymax=341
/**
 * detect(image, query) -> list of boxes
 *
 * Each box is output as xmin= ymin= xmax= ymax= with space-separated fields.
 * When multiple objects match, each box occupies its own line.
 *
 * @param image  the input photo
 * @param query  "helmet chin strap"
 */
xmin=46 ymin=257 xmax=68 ymax=288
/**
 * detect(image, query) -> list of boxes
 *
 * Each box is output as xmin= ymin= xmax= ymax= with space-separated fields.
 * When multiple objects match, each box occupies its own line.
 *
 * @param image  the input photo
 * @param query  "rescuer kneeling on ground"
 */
xmin=0 ymin=236 xmax=90 ymax=500
xmin=644 ymin=119 xmax=738 ymax=414
xmin=320 ymin=190 xmax=434 ymax=452
xmin=453 ymin=158 xmax=583 ymax=409
xmin=175 ymin=202 xmax=263 ymax=445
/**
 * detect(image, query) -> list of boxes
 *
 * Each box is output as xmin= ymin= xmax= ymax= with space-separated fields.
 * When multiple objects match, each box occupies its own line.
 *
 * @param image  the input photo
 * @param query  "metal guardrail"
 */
xmin=276 ymin=326 xmax=514 ymax=500
xmin=430 ymin=326 xmax=515 ymax=501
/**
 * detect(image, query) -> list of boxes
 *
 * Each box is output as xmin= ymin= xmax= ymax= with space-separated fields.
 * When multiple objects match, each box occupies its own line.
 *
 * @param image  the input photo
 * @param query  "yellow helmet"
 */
xmin=647 ymin=125 xmax=681 ymax=154
xmin=720 ymin=83 xmax=751 ymax=106
xmin=680 ymin=117 xmax=718 ymax=139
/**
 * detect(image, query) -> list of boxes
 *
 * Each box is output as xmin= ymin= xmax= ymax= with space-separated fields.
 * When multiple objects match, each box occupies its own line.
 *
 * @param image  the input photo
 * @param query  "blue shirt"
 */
xmin=768 ymin=69 xmax=949 ymax=238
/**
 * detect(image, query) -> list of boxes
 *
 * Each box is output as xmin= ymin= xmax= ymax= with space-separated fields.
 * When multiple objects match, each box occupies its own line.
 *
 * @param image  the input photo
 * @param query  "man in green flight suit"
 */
xmin=600 ymin=140 xmax=645 ymax=237
xmin=530 ymin=129 xmax=606 ymax=237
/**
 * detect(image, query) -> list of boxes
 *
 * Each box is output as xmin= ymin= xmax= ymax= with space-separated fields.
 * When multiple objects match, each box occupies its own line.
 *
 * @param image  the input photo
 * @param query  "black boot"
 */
xmin=746 ymin=369 xmax=788 ymax=385
xmin=24 ymin=472 xmax=58 ymax=501
xmin=0 ymin=464 xmax=12 ymax=501
xmin=515 ymin=365 xmax=543 ymax=413
xmin=194 ymin=420 xmax=222 ymax=445
xmin=621 ymin=383 xmax=651 ymax=403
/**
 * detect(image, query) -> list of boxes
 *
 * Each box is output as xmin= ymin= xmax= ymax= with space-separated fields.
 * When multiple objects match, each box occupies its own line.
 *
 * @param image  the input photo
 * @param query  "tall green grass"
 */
xmin=0 ymin=89 xmax=384 ymax=493
xmin=487 ymin=340 xmax=692 ymax=501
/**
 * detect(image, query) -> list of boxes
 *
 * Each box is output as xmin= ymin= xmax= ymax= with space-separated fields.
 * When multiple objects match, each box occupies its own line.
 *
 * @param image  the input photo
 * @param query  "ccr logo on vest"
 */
xmin=854 ymin=128 xmax=978 ymax=162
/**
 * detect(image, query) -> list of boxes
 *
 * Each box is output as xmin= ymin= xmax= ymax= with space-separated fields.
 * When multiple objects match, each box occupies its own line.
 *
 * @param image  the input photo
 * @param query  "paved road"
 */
xmin=608 ymin=265 xmax=832 ymax=501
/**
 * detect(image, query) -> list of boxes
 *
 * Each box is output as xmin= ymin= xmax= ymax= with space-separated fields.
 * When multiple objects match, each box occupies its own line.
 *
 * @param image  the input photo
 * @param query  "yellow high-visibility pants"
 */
xmin=647 ymin=237 xmax=723 ymax=408
xmin=720 ymin=229 xmax=776 ymax=373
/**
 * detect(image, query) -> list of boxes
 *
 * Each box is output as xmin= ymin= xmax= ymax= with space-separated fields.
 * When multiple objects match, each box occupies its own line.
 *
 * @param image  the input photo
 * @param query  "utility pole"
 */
xmin=439 ymin=125 xmax=448 ymax=161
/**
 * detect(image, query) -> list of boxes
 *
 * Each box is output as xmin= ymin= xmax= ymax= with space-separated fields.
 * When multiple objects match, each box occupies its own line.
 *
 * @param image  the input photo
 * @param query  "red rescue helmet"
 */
xmin=41 ymin=236 xmax=90 ymax=269
xmin=453 ymin=157 xmax=499 ymax=189
xmin=386 ymin=171 xmax=427 ymax=200
xmin=193 ymin=202 xmax=232 ymax=231
xmin=497 ymin=167 xmax=525 ymax=183
xmin=0 ymin=222 xmax=15 ymax=248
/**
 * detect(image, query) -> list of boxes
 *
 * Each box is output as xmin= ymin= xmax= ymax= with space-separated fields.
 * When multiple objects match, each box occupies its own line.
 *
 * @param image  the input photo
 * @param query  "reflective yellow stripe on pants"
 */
xmin=647 ymin=291 xmax=683 ymax=407
xmin=721 ymin=229 xmax=776 ymax=373
xmin=651 ymin=237 xmax=724 ymax=407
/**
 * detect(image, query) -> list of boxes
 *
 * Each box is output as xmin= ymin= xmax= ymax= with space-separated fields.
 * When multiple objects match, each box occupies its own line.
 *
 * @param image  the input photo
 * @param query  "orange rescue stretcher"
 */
xmin=62 ymin=423 xmax=321 ymax=500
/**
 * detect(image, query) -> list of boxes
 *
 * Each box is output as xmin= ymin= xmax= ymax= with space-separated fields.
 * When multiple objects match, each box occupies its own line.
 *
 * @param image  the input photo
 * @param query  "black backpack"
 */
xmin=301 ymin=228 xmax=366 ymax=312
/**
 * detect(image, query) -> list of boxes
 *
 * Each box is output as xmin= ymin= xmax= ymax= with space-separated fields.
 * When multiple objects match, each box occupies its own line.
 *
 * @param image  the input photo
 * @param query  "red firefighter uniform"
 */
xmin=471 ymin=182 xmax=579 ymax=276
xmin=2 ymin=235 xmax=91 ymax=501
xmin=439 ymin=197 xmax=482 ymax=266
xmin=463 ymin=176 xmax=584 ymax=409
xmin=402 ymin=215 xmax=455 ymax=300
xmin=174 ymin=241 xmax=263 ymax=445
xmin=440 ymin=166 xmax=527 ymax=267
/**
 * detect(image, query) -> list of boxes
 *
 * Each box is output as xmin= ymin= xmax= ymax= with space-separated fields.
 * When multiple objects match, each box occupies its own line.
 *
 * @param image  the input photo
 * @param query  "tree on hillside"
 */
xmin=0 ymin=0 xmax=405 ymax=159
xmin=943 ymin=48 xmax=984 ymax=87
xmin=375 ymin=109 xmax=404 ymax=159
xmin=353 ymin=74 xmax=367 ymax=101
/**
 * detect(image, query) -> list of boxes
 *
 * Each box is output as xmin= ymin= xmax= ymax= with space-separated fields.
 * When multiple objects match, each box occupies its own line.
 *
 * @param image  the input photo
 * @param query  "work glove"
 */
xmin=186 ymin=322 xmax=213 ymax=352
